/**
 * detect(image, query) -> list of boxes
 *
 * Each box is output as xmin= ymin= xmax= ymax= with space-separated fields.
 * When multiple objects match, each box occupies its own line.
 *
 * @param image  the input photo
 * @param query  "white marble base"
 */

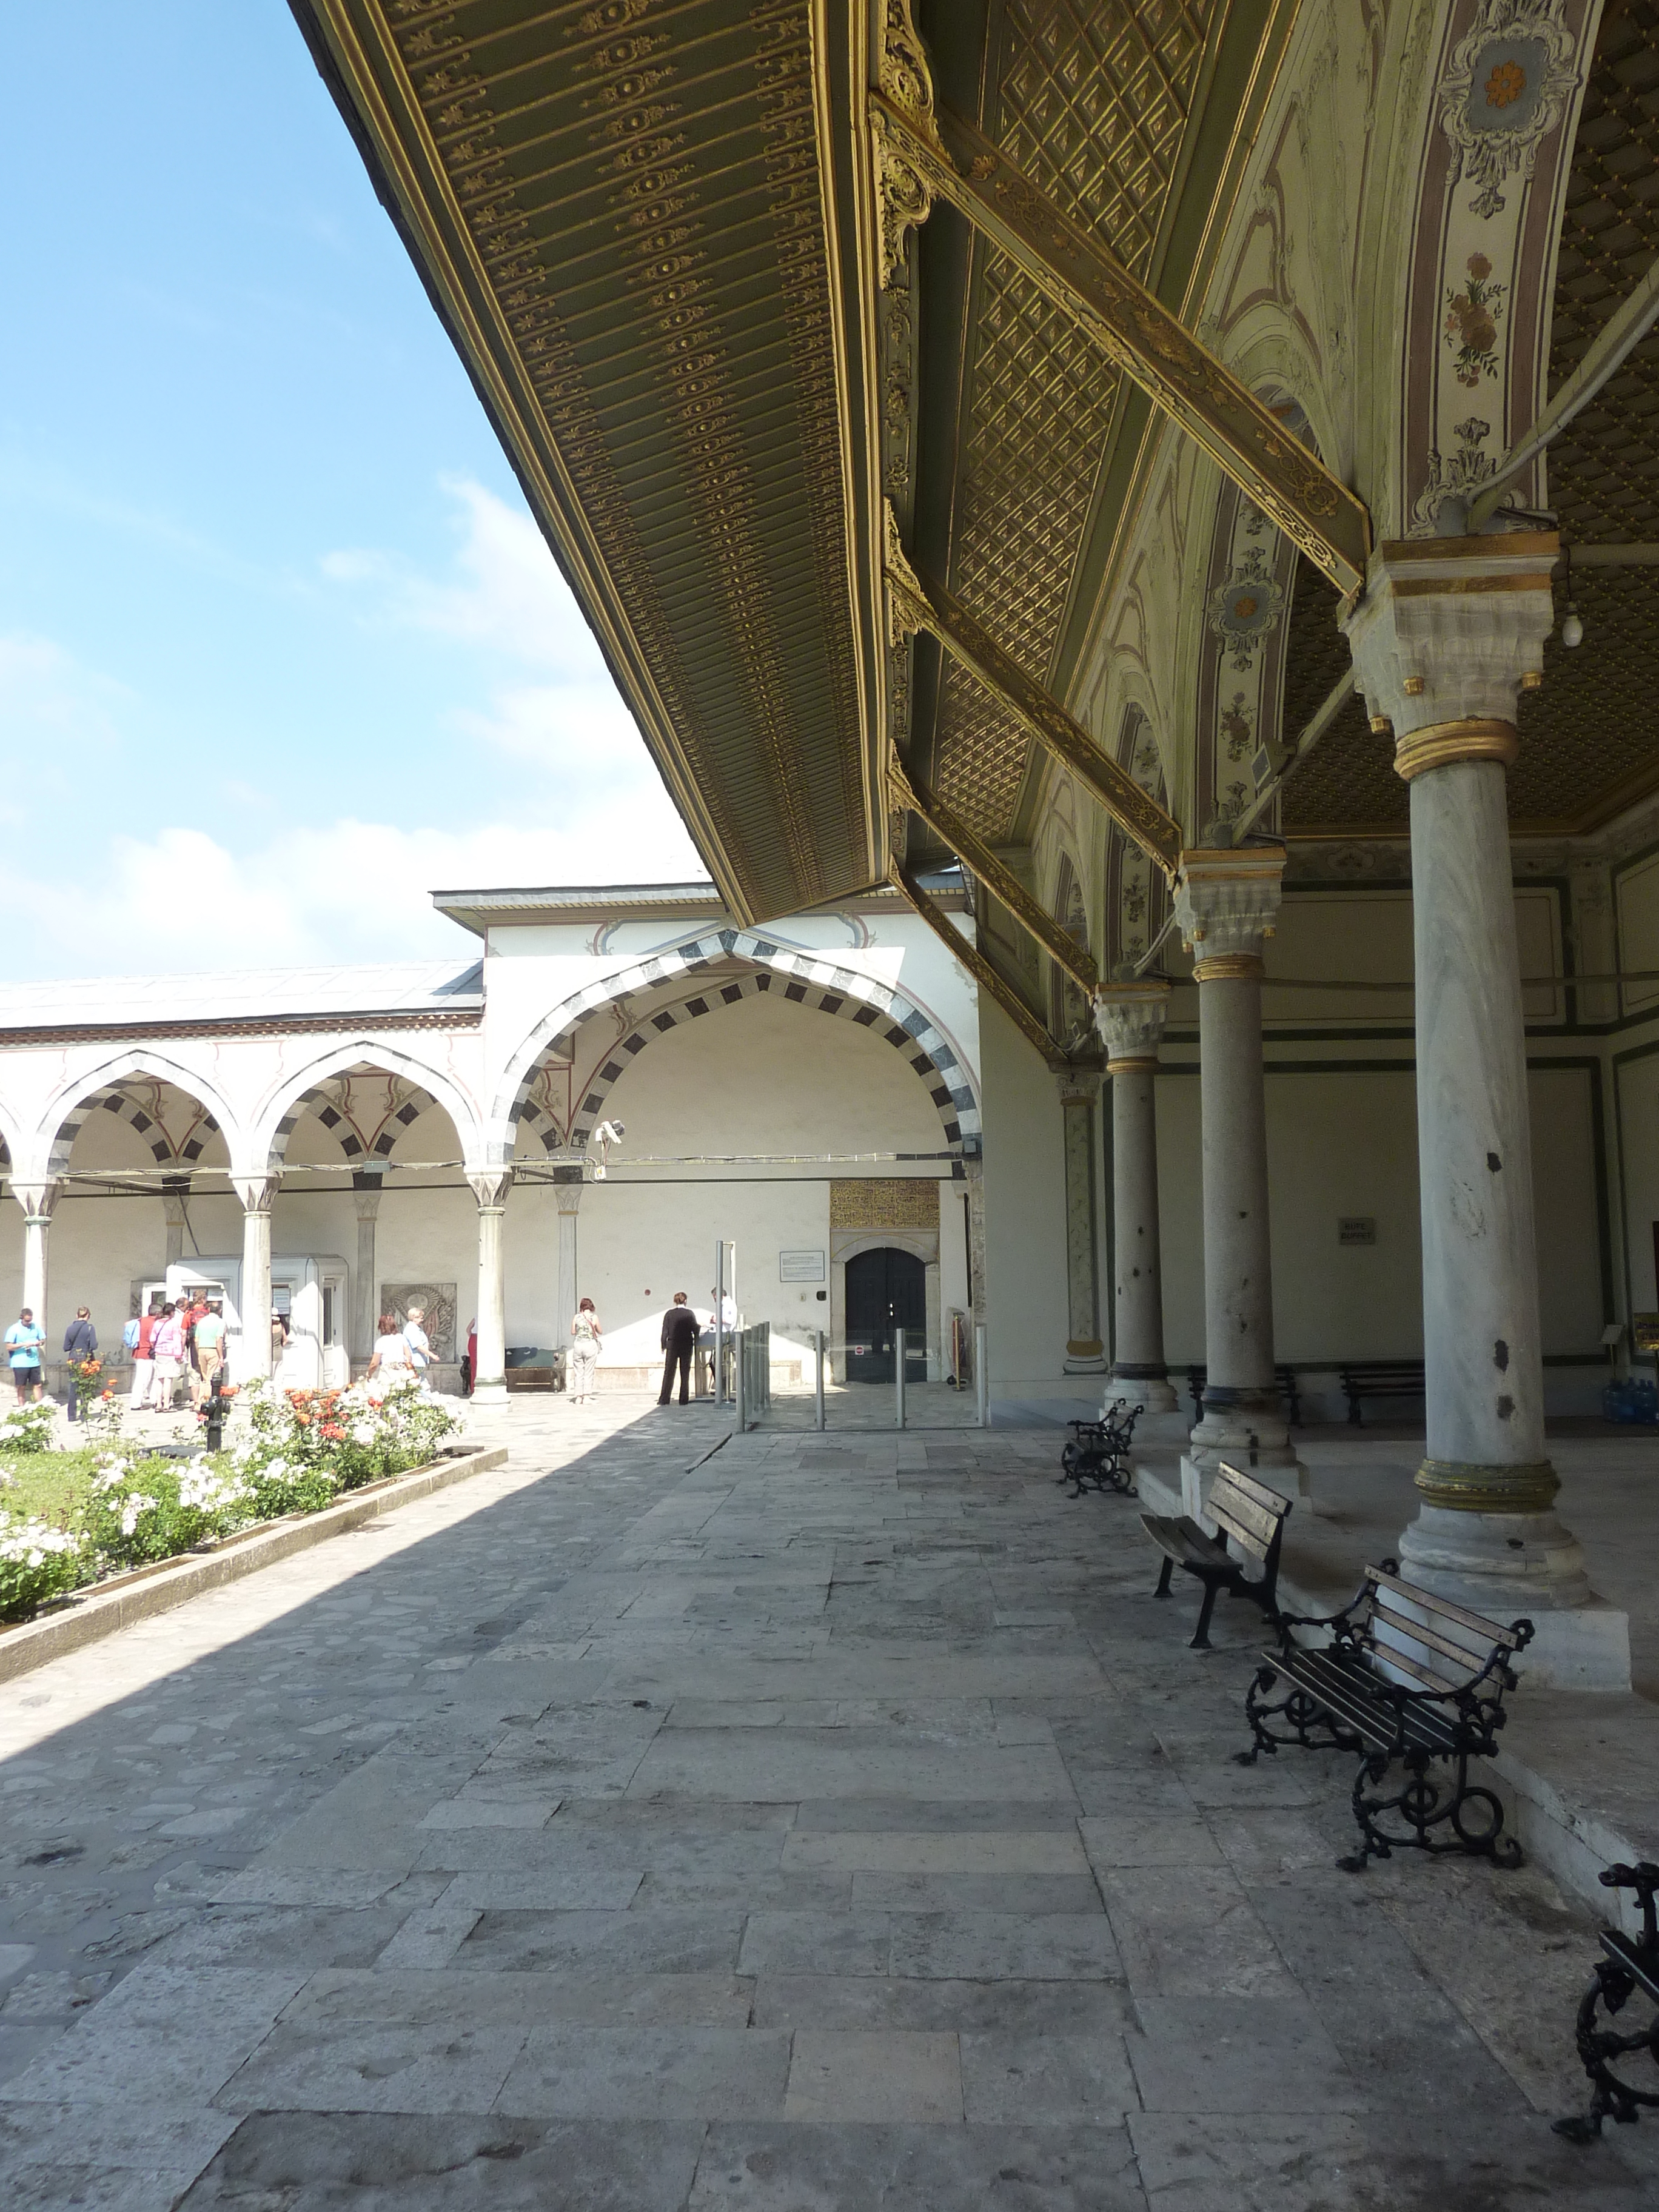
xmin=1507 ymin=1602 xmax=1632 ymax=1694
xmin=1395 ymin=1501 xmax=1629 ymax=1689
xmin=1107 ymin=1372 xmax=1178 ymax=1414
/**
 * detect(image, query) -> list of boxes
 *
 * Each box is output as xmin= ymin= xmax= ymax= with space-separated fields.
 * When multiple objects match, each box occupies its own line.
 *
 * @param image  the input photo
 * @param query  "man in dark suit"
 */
xmin=659 ymin=1292 xmax=700 ymax=1406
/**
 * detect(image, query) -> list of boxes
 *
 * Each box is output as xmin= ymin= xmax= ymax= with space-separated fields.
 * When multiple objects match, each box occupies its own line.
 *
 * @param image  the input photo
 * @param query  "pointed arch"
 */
xmin=250 ymin=1041 xmax=486 ymax=1175
xmin=492 ymin=929 xmax=980 ymax=1164
xmin=30 ymin=1051 xmax=243 ymax=1183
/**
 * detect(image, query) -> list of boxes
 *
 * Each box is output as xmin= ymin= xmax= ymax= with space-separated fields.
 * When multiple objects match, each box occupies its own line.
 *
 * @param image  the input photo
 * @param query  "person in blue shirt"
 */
xmin=5 ymin=1307 xmax=46 ymax=1404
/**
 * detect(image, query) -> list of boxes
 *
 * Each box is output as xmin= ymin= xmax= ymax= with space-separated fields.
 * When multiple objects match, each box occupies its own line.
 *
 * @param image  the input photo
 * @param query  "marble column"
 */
xmin=350 ymin=1169 xmax=384 ymax=1366
xmin=468 ymin=1170 xmax=511 ymax=1404
xmin=1092 ymin=983 xmax=1176 ymax=1412
xmin=162 ymin=1175 xmax=190 ymax=1269
xmin=13 ymin=1181 xmax=56 ymax=1342
xmin=1057 ymin=1070 xmax=1106 ymax=1373
xmin=1174 ymin=845 xmax=1303 ymax=1506
xmin=233 ymin=1176 xmax=278 ymax=1384
xmin=1344 ymin=532 xmax=1627 ymax=1688
xmin=552 ymin=1165 xmax=582 ymax=1349
xmin=960 ymin=1151 xmax=986 ymax=1328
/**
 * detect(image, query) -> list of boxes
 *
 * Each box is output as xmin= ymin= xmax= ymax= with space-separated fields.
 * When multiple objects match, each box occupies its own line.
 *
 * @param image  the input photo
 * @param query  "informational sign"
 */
xmin=1631 ymin=1312 xmax=1659 ymax=1354
xmin=1338 ymin=1217 xmax=1377 ymax=1247
xmin=779 ymin=1249 xmax=826 ymax=1282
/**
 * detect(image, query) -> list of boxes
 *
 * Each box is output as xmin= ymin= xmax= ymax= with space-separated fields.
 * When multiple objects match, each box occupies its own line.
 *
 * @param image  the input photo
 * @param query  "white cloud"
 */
xmin=323 ymin=475 xmax=614 ymax=679
xmin=0 ymin=808 xmax=706 ymax=977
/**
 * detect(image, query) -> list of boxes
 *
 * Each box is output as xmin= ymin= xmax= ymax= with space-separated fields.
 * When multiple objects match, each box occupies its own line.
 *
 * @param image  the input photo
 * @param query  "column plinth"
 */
xmin=1345 ymin=535 xmax=1627 ymax=1686
xmin=1092 ymin=985 xmax=1176 ymax=1414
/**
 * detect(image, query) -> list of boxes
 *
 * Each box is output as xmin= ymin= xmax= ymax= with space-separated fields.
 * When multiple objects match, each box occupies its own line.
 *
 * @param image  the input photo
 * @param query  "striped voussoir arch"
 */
xmin=268 ymin=1071 xmax=446 ymax=1168
xmin=508 ymin=930 xmax=980 ymax=1156
xmin=48 ymin=1087 xmax=220 ymax=1178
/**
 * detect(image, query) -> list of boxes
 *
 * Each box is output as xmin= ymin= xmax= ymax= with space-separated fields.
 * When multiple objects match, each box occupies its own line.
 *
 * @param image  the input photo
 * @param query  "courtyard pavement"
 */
xmin=1 ymin=1396 xmax=1655 ymax=2208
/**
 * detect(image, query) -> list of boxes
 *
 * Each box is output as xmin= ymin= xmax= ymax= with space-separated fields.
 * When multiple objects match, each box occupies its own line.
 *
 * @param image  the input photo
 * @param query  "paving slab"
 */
xmin=0 ymin=1399 xmax=1649 ymax=2204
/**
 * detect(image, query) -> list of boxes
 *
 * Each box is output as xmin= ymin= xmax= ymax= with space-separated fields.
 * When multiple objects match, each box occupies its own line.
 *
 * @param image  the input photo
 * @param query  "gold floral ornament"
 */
xmin=1485 ymin=58 xmax=1527 ymax=109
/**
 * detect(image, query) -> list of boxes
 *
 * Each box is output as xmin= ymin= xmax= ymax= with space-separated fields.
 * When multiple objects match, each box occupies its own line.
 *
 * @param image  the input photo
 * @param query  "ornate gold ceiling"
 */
xmin=928 ymin=0 xmax=1215 ymax=842
xmin=290 ymin=0 xmax=877 ymax=924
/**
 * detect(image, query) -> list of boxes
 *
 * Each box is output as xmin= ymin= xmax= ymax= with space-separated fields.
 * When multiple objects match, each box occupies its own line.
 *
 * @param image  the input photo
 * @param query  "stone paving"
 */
xmin=0 ymin=1398 xmax=1655 ymax=2208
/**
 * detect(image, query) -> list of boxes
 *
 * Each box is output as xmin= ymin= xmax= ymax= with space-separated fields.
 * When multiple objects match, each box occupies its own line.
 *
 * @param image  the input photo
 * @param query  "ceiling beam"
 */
xmin=869 ymin=76 xmax=1370 ymax=596
xmin=889 ymin=864 xmax=1058 ymax=1062
xmin=890 ymin=757 xmax=1098 ymax=993
xmin=884 ymin=511 xmax=1184 ymax=883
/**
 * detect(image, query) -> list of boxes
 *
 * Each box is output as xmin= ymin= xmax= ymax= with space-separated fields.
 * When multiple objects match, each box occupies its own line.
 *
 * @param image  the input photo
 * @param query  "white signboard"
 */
xmin=779 ymin=1249 xmax=826 ymax=1282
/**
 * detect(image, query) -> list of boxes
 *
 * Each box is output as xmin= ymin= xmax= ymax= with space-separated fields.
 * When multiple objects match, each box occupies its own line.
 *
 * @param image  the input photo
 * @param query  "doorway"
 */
xmin=843 ymin=1245 xmax=927 ymax=1383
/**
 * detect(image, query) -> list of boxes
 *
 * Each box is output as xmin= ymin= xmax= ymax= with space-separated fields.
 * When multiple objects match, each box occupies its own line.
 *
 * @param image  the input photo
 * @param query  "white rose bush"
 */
xmin=0 ymin=1378 xmax=461 ymax=1623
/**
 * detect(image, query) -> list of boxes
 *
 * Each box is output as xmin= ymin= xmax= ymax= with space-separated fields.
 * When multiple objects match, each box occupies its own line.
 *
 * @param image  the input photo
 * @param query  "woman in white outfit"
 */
xmin=568 ymin=1298 xmax=601 ymax=1404
xmin=366 ymin=1313 xmax=417 ymax=1401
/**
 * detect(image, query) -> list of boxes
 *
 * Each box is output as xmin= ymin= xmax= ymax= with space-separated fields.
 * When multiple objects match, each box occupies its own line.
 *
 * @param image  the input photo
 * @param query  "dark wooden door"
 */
xmin=844 ymin=1247 xmax=927 ymax=1383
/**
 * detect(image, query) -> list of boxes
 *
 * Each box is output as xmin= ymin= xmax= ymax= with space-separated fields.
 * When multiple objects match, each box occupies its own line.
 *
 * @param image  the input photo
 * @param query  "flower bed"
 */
xmin=0 ymin=1379 xmax=461 ymax=1623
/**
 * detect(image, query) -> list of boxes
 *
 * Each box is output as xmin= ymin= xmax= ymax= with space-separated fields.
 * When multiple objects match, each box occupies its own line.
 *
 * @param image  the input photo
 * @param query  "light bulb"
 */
xmin=1561 ymin=605 xmax=1583 ymax=649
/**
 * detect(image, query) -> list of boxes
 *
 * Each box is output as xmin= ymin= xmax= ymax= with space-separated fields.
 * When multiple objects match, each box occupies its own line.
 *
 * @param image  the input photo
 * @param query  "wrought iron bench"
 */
xmin=1185 ymin=1364 xmax=1302 ymax=1427
xmin=1554 ymin=1862 xmax=1659 ymax=2142
xmin=1337 ymin=1360 xmax=1425 ymax=1425
xmin=1239 ymin=1561 xmax=1533 ymax=1871
xmin=1059 ymin=1401 xmax=1141 ymax=1497
xmin=1139 ymin=1460 xmax=1292 ymax=1650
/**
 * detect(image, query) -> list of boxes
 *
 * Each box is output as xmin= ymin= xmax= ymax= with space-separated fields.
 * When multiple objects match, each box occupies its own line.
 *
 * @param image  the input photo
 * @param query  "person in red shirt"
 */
xmin=129 ymin=1302 xmax=165 ymax=1411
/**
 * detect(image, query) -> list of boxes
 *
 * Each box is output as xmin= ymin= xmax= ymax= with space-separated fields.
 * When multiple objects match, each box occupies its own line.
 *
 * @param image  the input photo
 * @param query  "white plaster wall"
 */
xmin=1151 ymin=1062 xmax=1605 ymax=1381
xmin=977 ymin=996 xmax=1076 ymax=1395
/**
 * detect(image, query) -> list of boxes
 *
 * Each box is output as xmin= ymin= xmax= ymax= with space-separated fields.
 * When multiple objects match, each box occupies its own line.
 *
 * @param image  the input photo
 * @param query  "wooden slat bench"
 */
xmin=1555 ymin=1860 xmax=1659 ymax=2141
xmin=1139 ymin=1461 xmax=1292 ymax=1650
xmin=1239 ymin=1561 xmax=1533 ymax=1871
xmin=1059 ymin=1401 xmax=1141 ymax=1497
xmin=1338 ymin=1361 xmax=1425 ymax=1426
xmin=1185 ymin=1364 xmax=1303 ymax=1428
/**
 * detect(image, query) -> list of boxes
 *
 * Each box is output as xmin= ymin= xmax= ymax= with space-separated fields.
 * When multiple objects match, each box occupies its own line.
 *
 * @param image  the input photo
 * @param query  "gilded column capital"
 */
xmin=1341 ymin=534 xmax=1558 ymax=776
xmin=1092 ymin=981 xmax=1170 ymax=1069
xmin=1174 ymin=844 xmax=1285 ymax=968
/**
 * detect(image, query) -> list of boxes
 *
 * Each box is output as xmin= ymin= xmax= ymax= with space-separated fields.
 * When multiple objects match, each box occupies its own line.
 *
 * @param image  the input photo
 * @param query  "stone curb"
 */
xmin=0 ymin=1444 xmax=509 ymax=1685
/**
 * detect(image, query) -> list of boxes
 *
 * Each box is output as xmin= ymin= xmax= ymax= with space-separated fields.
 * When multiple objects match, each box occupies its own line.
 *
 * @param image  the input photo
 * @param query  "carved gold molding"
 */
xmin=1393 ymin=717 xmax=1520 ymax=782
xmin=868 ymin=87 xmax=1372 ymax=596
xmin=890 ymin=755 xmax=1098 ymax=993
xmin=1415 ymin=1456 xmax=1560 ymax=1515
xmin=1191 ymin=951 xmax=1265 ymax=982
xmin=882 ymin=511 xmax=1183 ymax=881
xmin=890 ymin=862 xmax=1057 ymax=1060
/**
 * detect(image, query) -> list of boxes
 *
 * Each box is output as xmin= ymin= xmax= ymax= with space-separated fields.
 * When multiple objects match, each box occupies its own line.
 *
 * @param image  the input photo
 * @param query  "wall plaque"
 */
xmin=1338 ymin=1217 xmax=1377 ymax=1247
xmin=830 ymin=1178 xmax=940 ymax=1230
xmin=779 ymin=1250 xmax=826 ymax=1282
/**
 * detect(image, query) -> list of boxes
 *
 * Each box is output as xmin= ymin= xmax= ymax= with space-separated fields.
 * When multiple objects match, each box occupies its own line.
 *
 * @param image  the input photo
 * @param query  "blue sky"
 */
xmin=0 ymin=3 xmax=703 ymax=978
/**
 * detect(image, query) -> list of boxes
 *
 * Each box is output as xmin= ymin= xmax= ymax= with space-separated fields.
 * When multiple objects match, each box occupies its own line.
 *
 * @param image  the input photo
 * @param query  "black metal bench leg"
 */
xmin=1189 ymin=1576 xmax=1221 ymax=1650
xmin=1154 ymin=1557 xmax=1173 ymax=1599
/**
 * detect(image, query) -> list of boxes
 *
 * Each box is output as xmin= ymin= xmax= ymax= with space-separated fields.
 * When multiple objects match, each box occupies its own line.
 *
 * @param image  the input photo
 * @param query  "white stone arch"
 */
xmin=32 ymin=1051 xmax=244 ymax=1183
xmin=492 ymin=928 xmax=982 ymax=1164
xmin=250 ymin=1041 xmax=487 ymax=1175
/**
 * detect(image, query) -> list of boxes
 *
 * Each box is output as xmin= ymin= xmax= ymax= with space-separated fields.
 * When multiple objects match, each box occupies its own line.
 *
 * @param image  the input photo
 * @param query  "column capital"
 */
xmin=232 ymin=1174 xmax=280 ymax=1216
xmin=1055 ymin=1067 xmax=1101 ymax=1107
xmin=1341 ymin=533 xmax=1558 ymax=769
xmin=468 ymin=1168 xmax=512 ymax=1212
xmin=10 ymin=1180 xmax=59 ymax=1224
xmin=1175 ymin=844 xmax=1285 ymax=971
xmin=1092 ymin=981 xmax=1170 ymax=1069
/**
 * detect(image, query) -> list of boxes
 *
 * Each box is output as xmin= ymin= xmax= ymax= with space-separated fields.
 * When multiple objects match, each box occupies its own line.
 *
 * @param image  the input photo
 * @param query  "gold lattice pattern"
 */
xmin=829 ymin=1178 xmax=940 ymax=1229
xmin=1547 ymin=1 xmax=1659 ymax=543
xmin=934 ymin=0 xmax=1214 ymax=840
